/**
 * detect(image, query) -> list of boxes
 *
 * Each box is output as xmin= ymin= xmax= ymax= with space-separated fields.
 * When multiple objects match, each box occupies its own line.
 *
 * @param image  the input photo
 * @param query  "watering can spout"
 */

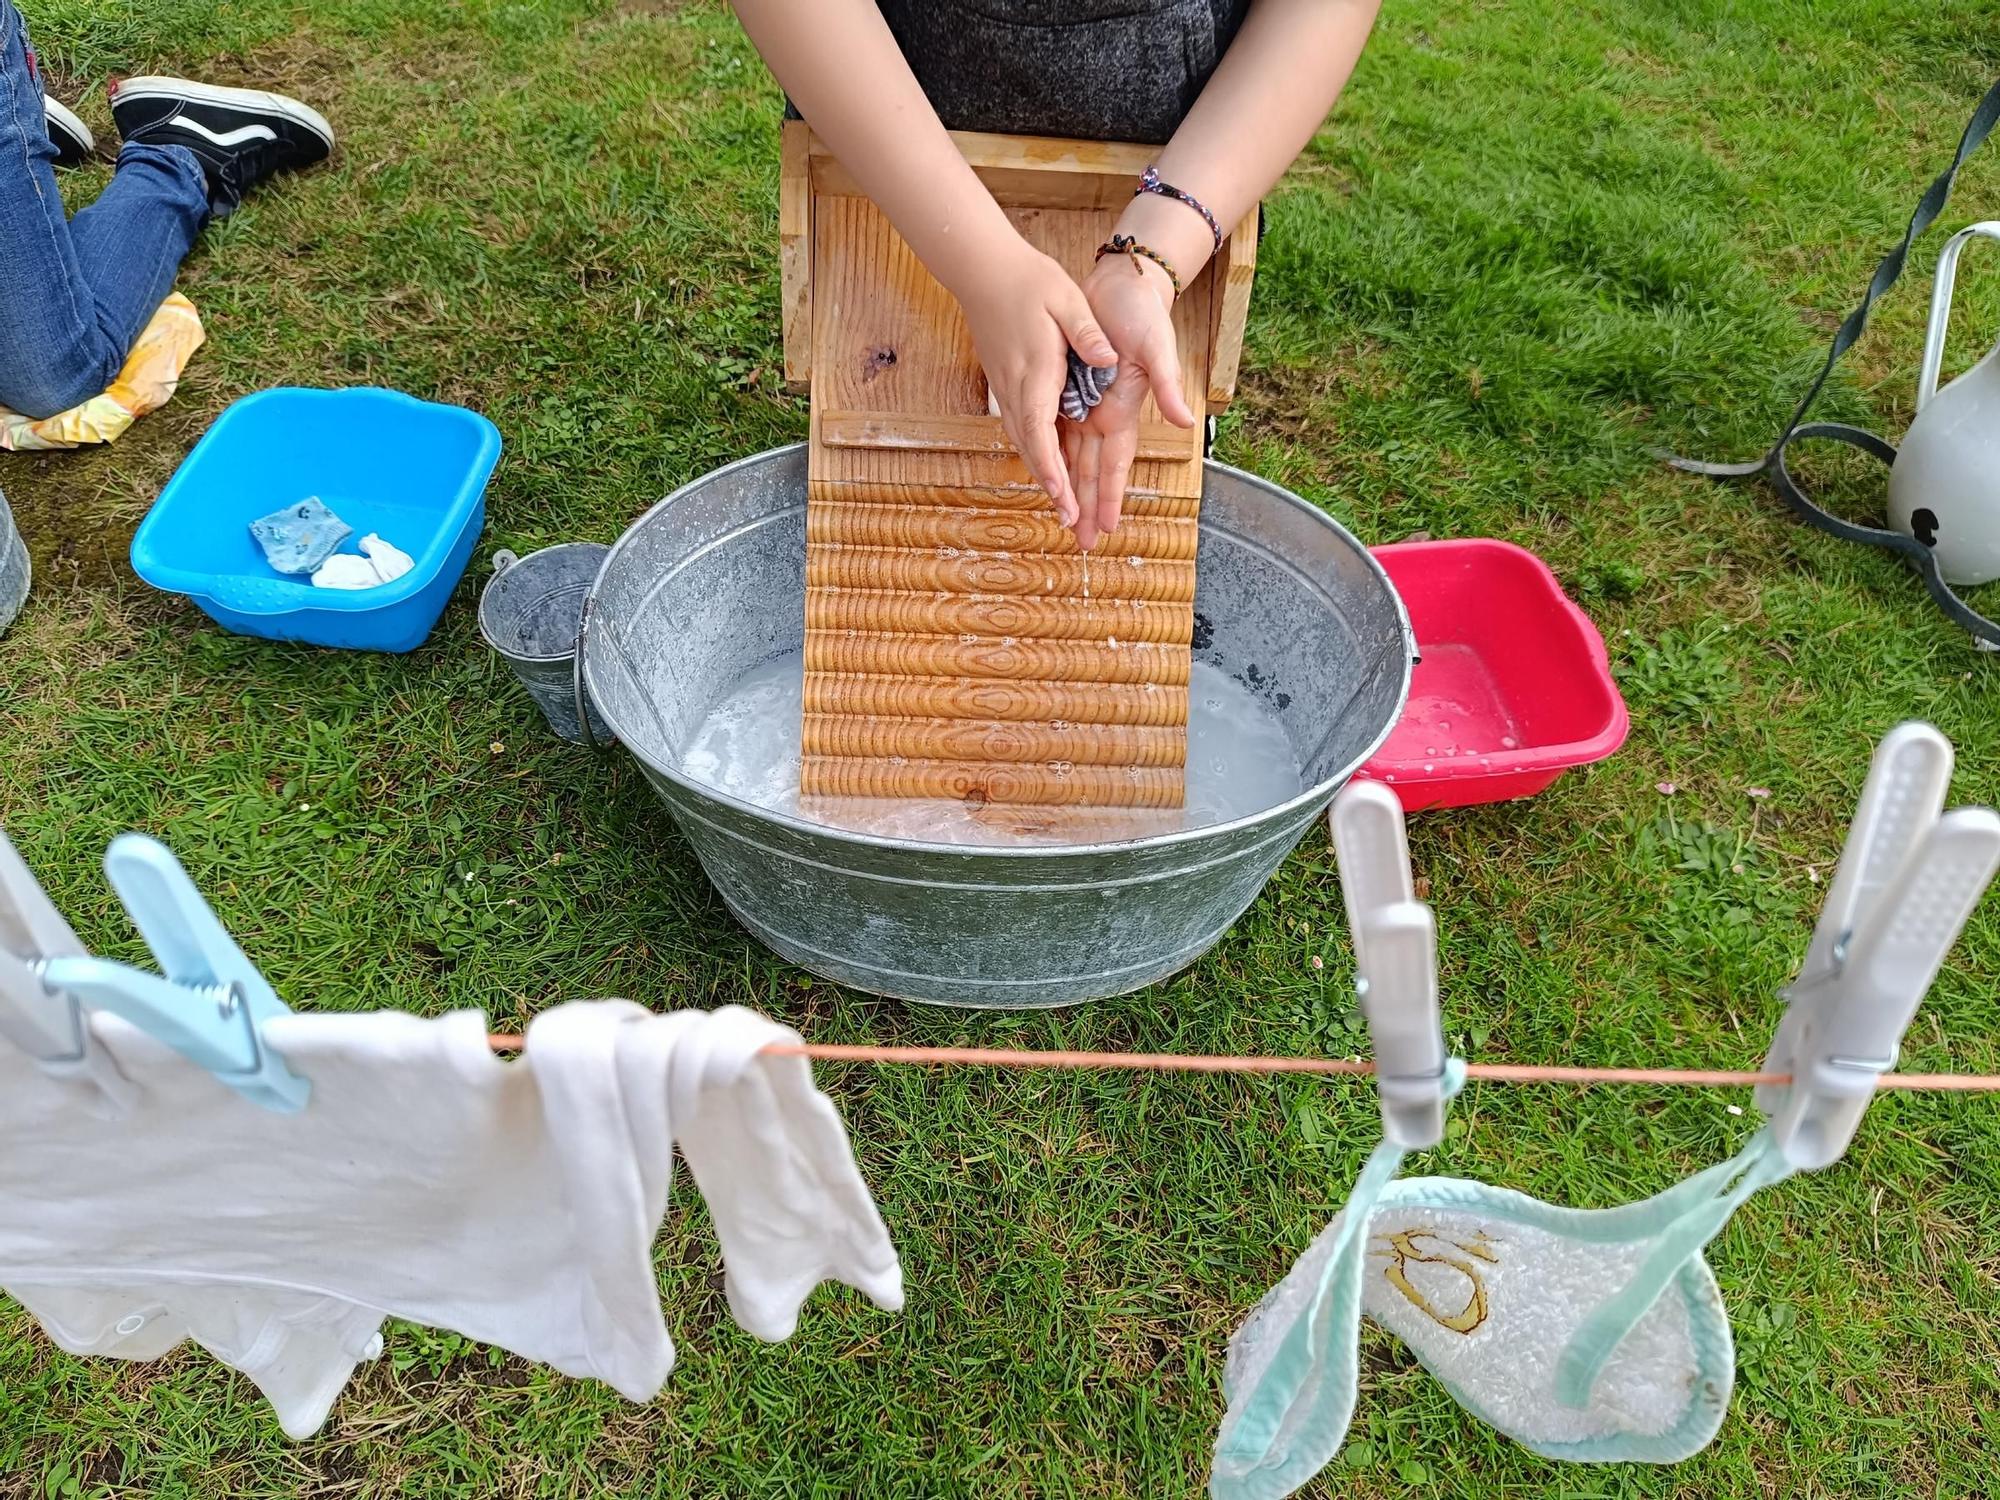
xmin=1888 ymin=220 xmax=2000 ymax=587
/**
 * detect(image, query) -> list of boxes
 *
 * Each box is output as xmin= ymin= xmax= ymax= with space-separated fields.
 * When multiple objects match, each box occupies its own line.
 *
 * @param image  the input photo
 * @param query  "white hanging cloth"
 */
xmin=0 ymin=999 xmax=902 ymax=1438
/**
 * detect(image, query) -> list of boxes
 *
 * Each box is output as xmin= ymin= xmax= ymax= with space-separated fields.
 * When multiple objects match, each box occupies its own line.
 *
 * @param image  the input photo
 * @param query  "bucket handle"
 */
xmin=573 ymin=596 xmax=602 ymax=752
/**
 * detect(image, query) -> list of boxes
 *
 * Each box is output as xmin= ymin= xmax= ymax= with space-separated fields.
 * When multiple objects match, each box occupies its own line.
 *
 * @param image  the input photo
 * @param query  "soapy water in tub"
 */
xmin=679 ymin=652 xmax=1304 ymax=847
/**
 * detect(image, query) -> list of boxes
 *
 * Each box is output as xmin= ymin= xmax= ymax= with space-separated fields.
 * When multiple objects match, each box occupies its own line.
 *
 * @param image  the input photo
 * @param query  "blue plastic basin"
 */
xmin=131 ymin=388 xmax=501 ymax=652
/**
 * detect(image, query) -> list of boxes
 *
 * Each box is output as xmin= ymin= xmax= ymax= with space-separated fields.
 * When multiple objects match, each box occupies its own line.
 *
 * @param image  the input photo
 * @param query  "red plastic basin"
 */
xmin=1356 ymin=539 xmax=1628 ymax=811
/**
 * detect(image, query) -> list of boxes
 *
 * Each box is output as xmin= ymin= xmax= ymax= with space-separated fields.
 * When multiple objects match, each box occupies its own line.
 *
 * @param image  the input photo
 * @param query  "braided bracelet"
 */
xmin=1136 ymin=165 xmax=1223 ymax=253
xmin=1095 ymin=235 xmax=1183 ymax=299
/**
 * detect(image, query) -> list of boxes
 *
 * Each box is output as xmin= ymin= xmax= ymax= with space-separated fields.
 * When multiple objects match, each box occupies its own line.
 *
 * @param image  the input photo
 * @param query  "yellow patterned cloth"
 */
xmin=0 ymin=294 xmax=205 ymax=451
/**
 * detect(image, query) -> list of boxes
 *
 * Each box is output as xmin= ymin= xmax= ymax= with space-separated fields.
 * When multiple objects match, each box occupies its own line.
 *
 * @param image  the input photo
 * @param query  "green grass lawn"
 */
xmin=4 ymin=1 xmax=2000 ymax=1494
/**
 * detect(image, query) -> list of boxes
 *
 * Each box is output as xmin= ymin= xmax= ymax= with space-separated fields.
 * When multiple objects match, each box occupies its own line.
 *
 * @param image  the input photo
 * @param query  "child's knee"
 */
xmin=0 ymin=348 xmax=120 ymax=420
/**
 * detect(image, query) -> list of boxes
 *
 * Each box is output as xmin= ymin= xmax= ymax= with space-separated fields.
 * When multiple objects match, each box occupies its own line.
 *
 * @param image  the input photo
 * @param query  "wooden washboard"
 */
xmin=782 ymin=123 xmax=1256 ymax=808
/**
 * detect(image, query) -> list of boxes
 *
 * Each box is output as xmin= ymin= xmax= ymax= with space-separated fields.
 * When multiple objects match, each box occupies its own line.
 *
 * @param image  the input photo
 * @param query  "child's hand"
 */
xmin=1063 ymin=253 xmax=1198 ymax=550
xmin=960 ymin=242 xmax=1116 ymax=529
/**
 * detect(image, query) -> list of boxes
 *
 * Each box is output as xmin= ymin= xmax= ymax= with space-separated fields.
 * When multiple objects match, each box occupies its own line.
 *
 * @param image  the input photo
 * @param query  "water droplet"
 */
xmin=1501 ymin=735 xmax=1518 ymax=749
xmin=1423 ymin=763 xmax=1435 ymax=774
xmin=1425 ymin=746 xmax=1436 ymax=756
xmin=1439 ymin=721 xmax=1450 ymax=732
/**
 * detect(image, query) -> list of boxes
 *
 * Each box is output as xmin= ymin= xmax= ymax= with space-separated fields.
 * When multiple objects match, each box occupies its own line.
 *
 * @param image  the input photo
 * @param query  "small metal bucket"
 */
xmin=583 ymin=444 xmax=1413 ymax=1008
xmin=0 ymin=485 xmax=29 ymax=638
xmin=478 ymin=543 xmax=610 ymax=744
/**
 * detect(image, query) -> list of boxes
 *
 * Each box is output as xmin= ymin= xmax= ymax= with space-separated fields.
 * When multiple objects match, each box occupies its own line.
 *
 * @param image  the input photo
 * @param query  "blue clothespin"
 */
xmin=1330 ymin=780 xmax=1449 ymax=1148
xmin=39 ymin=834 xmax=309 ymax=1113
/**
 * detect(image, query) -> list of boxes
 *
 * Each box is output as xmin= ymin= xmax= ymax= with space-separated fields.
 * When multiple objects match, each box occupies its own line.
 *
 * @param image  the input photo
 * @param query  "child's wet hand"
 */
xmin=960 ymin=243 xmax=1115 ymax=528
xmin=1069 ymin=254 xmax=1195 ymax=549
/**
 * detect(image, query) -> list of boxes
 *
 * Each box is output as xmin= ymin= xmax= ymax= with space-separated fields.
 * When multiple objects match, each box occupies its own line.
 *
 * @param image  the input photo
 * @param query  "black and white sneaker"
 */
xmin=43 ymin=95 xmax=95 ymax=167
xmin=109 ymin=76 xmax=333 ymax=218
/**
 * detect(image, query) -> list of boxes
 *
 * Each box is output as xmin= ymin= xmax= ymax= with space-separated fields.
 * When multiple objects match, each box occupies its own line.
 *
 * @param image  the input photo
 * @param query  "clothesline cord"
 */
xmin=479 ymin=1036 xmax=2000 ymax=1091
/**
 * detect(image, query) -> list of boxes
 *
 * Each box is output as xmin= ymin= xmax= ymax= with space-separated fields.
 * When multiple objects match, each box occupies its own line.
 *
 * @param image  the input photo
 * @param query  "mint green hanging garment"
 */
xmin=1211 ymin=1102 xmax=1795 ymax=1500
xmin=1209 ymin=1063 xmax=1468 ymax=1500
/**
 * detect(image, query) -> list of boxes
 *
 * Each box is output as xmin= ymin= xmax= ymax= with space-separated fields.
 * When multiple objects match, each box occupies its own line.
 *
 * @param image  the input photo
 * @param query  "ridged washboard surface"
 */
xmin=798 ymin=143 xmax=1242 ymax=808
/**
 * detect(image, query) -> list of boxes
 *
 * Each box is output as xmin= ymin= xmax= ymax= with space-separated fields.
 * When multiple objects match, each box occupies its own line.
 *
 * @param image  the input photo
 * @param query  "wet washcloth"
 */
xmin=1060 ymin=351 xmax=1117 ymax=422
xmin=251 ymin=497 xmax=351 ymax=575
xmin=986 ymin=354 xmax=1120 ymax=424
xmin=313 ymin=534 xmax=414 ymax=591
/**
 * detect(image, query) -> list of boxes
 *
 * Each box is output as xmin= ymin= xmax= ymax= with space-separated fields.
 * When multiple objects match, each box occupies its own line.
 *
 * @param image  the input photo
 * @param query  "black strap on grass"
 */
xmin=1665 ymin=77 xmax=2000 ymax=649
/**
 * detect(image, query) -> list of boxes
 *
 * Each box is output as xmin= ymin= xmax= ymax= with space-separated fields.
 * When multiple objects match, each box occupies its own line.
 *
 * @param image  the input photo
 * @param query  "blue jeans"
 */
xmin=0 ymin=0 xmax=209 ymax=418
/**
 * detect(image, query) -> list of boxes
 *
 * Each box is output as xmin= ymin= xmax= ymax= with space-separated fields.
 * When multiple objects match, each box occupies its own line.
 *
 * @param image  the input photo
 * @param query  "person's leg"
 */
xmin=0 ymin=0 xmax=208 ymax=419
xmin=66 ymin=140 xmax=211 ymax=348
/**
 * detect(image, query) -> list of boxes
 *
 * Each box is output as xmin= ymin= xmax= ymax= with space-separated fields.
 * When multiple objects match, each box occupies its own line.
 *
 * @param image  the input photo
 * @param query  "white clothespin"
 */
xmin=1330 ymin=781 xmax=1448 ymax=1148
xmin=0 ymin=830 xmax=135 ymax=1113
xmin=39 ymin=834 xmax=310 ymax=1114
xmin=1762 ymin=723 xmax=2000 ymax=1170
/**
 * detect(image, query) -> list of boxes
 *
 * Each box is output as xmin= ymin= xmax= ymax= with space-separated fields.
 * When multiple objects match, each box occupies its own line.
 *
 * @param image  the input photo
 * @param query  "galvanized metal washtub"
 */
xmin=582 ymin=444 xmax=1413 ymax=1007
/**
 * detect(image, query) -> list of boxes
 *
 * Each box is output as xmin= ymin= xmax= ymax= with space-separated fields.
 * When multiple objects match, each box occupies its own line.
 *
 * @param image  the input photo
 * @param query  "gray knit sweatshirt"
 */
xmin=799 ymin=2 xmax=1253 ymax=146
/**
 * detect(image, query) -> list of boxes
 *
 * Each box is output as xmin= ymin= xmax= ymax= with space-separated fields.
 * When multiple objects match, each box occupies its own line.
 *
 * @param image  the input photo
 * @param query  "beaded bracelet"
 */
xmin=1136 ymin=165 xmax=1223 ymax=253
xmin=1095 ymin=234 xmax=1183 ymax=299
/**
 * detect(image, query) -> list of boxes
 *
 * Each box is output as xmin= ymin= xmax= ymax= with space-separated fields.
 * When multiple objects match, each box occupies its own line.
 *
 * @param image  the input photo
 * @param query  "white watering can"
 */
xmin=1887 ymin=221 xmax=2000 ymax=586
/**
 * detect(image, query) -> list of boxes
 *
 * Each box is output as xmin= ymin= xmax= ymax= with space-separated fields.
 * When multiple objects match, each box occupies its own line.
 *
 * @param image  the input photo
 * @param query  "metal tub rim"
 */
xmin=478 ymin=541 xmax=611 ymax=664
xmin=581 ymin=442 xmax=1414 ymax=861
